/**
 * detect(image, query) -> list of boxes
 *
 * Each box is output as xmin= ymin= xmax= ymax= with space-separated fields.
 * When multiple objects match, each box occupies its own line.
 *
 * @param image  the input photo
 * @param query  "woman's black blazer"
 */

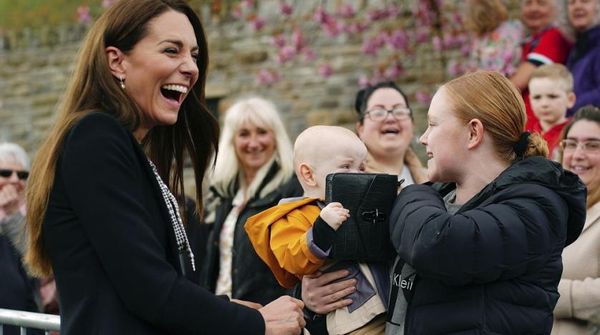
xmin=43 ymin=112 xmax=264 ymax=335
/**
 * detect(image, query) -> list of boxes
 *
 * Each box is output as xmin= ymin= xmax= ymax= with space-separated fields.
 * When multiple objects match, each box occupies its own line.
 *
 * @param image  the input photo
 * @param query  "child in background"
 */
xmin=528 ymin=64 xmax=576 ymax=159
xmin=245 ymin=125 xmax=388 ymax=335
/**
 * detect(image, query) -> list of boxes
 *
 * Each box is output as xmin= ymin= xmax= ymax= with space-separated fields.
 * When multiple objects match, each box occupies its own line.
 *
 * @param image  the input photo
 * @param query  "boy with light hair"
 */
xmin=528 ymin=63 xmax=576 ymax=159
xmin=245 ymin=125 xmax=388 ymax=334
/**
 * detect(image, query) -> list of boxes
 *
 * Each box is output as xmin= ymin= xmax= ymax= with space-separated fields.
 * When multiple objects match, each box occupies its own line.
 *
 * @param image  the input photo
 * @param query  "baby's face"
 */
xmin=312 ymin=141 xmax=368 ymax=199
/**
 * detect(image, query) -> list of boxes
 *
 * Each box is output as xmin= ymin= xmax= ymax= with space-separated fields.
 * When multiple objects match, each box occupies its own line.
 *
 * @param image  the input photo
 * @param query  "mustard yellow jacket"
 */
xmin=244 ymin=198 xmax=327 ymax=289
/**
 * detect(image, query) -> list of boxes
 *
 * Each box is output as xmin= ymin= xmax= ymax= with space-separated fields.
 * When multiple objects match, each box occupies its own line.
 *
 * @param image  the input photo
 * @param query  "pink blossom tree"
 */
xmin=219 ymin=0 xmax=470 ymax=105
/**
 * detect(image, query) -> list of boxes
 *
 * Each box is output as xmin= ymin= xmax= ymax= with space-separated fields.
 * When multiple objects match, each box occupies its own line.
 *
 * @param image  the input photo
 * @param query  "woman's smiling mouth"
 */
xmin=160 ymin=84 xmax=188 ymax=103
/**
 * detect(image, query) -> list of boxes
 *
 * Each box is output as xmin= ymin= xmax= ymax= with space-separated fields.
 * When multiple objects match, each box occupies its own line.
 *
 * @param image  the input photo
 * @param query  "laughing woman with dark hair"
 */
xmin=24 ymin=1 xmax=304 ymax=334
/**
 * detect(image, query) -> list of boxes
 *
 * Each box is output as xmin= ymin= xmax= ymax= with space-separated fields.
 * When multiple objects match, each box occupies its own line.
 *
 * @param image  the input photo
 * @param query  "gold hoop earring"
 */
xmin=119 ymin=76 xmax=126 ymax=90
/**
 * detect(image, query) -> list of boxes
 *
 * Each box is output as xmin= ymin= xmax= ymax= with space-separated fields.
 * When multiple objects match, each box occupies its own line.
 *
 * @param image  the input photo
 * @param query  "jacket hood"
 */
xmin=494 ymin=156 xmax=587 ymax=246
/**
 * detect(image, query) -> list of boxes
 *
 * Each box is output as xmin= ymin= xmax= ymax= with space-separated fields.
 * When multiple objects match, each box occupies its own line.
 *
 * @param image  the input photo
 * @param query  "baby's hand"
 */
xmin=320 ymin=202 xmax=349 ymax=230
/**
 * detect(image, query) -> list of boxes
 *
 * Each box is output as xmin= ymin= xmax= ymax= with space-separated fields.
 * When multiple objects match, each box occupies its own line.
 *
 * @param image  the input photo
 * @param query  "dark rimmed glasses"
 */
xmin=364 ymin=107 xmax=411 ymax=122
xmin=560 ymin=139 xmax=600 ymax=153
xmin=0 ymin=169 xmax=29 ymax=180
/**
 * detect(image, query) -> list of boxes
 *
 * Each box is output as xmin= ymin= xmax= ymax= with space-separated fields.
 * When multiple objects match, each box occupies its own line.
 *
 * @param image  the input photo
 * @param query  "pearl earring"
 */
xmin=119 ymin=76 xmax=126 ymax=90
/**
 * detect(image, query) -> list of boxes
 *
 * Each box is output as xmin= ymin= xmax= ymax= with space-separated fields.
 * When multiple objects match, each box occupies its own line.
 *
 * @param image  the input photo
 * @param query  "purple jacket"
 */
xmin=567 ymin=25 xmax=600 ymax=116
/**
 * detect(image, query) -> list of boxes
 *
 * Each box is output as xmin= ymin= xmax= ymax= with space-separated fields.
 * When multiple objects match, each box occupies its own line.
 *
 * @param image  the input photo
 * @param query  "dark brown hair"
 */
xmin=26 ymin=0 xmax=218 ymax=276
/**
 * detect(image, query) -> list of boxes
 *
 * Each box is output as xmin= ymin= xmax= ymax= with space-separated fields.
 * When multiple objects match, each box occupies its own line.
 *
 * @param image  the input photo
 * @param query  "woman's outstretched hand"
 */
xmin=259 ymin=295 xmax=305 ymax=335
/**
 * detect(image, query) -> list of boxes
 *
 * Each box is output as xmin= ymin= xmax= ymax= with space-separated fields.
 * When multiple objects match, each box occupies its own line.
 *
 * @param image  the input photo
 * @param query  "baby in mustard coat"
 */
xmin=245 ymin=125 xmax=387 ymax=335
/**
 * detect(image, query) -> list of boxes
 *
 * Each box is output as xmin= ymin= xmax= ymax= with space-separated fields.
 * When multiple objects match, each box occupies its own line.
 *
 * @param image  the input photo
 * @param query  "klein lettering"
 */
xmin=392 ymin=273 xmax=413 ymax=291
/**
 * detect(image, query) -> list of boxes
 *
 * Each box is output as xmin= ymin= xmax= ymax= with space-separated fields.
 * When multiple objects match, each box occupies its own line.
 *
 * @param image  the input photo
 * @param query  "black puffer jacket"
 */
xmin=389 ymin=156 xmax=587 ymax=335
xmin=201 ymin=163 xmax=303 ymax=305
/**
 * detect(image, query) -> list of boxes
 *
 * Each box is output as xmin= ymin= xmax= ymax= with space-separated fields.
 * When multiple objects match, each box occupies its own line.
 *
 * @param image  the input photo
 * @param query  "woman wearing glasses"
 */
xmin=354 ymin=81 xmax=427 ymax=184
xmin=552 ymin=105 xmax=600 ymax=335
xmin=301 ymin=82 xmax=427 ymax=334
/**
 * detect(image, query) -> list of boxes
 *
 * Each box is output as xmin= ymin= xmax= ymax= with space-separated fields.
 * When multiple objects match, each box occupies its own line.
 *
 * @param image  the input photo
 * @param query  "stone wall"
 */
xmin=0 ymin=24 xmax=88 ymax=152
xmin=0 ymin=0 xmax=521 ymax=192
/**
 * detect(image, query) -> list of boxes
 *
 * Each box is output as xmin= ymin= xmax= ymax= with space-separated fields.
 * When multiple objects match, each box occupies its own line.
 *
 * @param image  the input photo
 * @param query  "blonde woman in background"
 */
xmin=201 ymin=96 xmax=303 ymax=305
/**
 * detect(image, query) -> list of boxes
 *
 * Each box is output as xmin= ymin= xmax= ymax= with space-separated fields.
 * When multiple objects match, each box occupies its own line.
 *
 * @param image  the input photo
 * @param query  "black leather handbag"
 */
xmin=325 ymin=172 xmax=402 ymax=262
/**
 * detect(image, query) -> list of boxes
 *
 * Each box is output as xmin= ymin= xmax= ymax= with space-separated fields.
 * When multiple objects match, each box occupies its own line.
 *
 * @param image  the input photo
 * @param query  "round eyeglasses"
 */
xmin=364 ymin=107 xmax=411 ymax=122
